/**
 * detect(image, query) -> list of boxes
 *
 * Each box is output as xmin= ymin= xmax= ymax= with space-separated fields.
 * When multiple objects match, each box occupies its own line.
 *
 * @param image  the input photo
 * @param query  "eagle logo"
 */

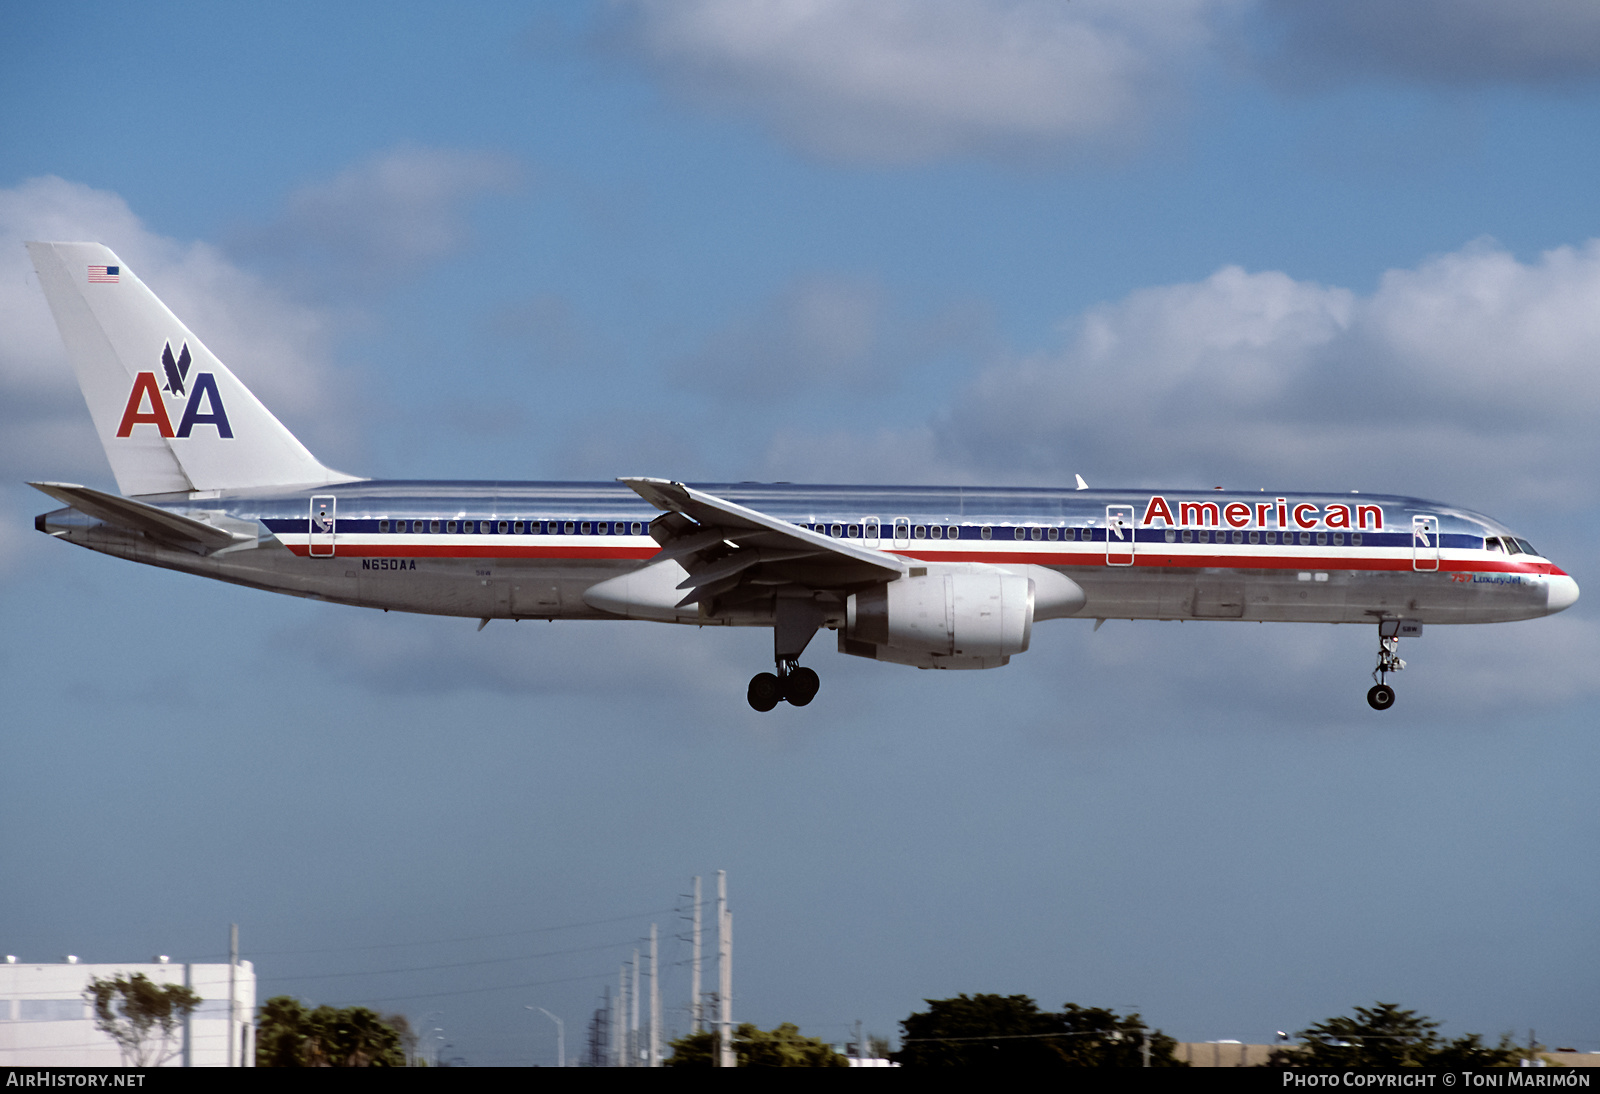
xmin=160 ymin=341 xmax=192 ymax=396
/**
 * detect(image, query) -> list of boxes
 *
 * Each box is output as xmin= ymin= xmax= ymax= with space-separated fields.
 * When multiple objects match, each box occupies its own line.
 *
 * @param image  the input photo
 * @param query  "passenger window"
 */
xmin=1317 ymin=532 xmax=1328 ymax=546
xmin=981 ymin=527 xmax=993 ymax=540
xmin=564 ymin=521 xmax=575 ymax=534
xmin=848 ymin=524 xmax=860 ymax=538
xmin=1266 ymin=531 xmax=1276 ymax=544
xmin=1014 ymin=527 xmax=1025 ymax=540
xmin=1248 ymin=531 xmax=1259 ymax=544
xmin=1182 ymin=530 xmax=1193 ymax=543
xmin=1300 ymin=532 xmax=1312 ymax=546
xmin=949 ymin=526 xmax=960 ymax=539
xmin=498 ymin=521 xmax=508 ymax=534
xmin=914 ymin=525 xmax=926 ymax=539
xmin=1232 ymin=530 xmax=1244 ymax=544
xmin=1352 ymin=533 xmax=1362 ymax=546
xmin=930 ymin=526 xmax=943 ymax=539
xmin=597 ymin=522 xmax=609 ymax=535
xmin=379 ymin=520 xmax=389 ymax=533
xmin=430 ymin=520 xmax=440 ymax=534
xmin=446 ymin=521 xmax=457 ymax=533
xmin=1197 ymin=530 xmax=1210 ymax=544
xmin=1332 ymin=532 xmax=1344 ymax=546
xmin=1047 ymin=528 xmax=1059 ymax=541
xmin=831 ymin=524 xmax=842 ymax=537
xmin=581 ymin=522 xmax=592 ymax=535
xmin=1165 ymin=529 xmax=1176 ymax=543
xmin=632 ymin=522 xmax=643 ymax=535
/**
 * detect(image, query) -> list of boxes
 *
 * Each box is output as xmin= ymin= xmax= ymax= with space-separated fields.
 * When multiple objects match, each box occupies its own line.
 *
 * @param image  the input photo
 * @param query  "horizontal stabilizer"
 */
xmin=29 ymin=481 xmax=250 ymax=552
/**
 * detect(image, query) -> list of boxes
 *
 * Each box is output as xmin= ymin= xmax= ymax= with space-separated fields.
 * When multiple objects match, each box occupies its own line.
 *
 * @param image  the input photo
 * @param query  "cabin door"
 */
xmin=1412 ymin=515 xmax=1439 ymax=571
xmin=309 ymin=495 xmax=337 ymax=557
xmin=1105 ymin=505 xmax=1135 ymax=566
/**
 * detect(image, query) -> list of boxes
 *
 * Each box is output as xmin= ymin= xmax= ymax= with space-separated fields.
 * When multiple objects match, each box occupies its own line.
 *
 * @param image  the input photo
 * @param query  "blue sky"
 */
xmin=4 ymin=0 xmax=1600 ymax=1064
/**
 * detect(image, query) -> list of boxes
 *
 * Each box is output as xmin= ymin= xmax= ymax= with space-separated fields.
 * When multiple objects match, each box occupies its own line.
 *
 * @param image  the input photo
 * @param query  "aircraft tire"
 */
xmin=748 ymin=672 xmax=783 ymax=712
xmin=784 ymin=667 xmax=820 ymax=707
xmin=1366 ymin=684 xmax=1395 ymax=711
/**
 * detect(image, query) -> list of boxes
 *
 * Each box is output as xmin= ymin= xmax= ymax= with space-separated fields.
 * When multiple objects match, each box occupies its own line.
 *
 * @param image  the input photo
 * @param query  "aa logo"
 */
xmin=115 ymin=341 xmax=233 ymax=438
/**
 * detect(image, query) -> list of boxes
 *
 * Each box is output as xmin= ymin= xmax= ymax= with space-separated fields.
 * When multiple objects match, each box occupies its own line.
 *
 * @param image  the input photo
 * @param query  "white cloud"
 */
xmin=672 ymin=275 xmax=890 ymax=399
xmin=764 ymin=238 xmax=1600 ymax=517
xmin=247 ymin=145 xmax=518 ymax=278
xmin=1258 ymin=0 xmax=1600 ymax=86
xmin=0 ymin=175 xmax=356 ymax=492
xmin=614 ymin=0 xmax=1232 ymax=163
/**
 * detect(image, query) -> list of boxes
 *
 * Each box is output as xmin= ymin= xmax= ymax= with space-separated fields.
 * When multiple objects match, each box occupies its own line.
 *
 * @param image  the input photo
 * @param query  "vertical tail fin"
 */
xmin=26 ymin=241 xmax=360 ymax=496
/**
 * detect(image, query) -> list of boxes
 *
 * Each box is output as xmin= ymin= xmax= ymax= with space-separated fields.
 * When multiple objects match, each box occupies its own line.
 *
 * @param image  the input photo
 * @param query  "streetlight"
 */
xmin=526 ymin=1005 xmax=564 ymax=1068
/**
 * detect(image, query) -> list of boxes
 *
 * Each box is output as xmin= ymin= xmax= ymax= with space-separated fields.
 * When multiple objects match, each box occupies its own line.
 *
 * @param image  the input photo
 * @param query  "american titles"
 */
xmin=1140 ymin=495 xmax=1383 ymax=531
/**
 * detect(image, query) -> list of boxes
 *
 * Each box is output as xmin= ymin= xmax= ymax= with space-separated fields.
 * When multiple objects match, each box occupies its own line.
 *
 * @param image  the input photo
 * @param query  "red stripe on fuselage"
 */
xmin=286 ymin=543 xmax=661 ymax=560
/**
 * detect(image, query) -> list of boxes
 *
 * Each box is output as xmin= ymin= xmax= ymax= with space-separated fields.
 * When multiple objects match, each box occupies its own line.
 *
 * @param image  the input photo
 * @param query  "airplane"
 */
xmin=25 ymin=242 xmax=1580 ymax=712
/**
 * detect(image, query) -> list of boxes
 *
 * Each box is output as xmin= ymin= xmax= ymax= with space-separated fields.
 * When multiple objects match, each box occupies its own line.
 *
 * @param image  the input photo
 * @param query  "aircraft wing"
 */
xmin=29 ymin=482 xmax=251 ymax=553
xmin=619 ymin=477 xmax=907 ymax=608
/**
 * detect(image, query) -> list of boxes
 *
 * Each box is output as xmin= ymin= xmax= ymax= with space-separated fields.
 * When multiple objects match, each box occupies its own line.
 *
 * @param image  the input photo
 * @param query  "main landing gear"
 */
xmin=748 ymin=662 xmax=821 ymax=712
xmin=1367 ymin=620 xmax=1408 ymax=711
xmin=748 ymin=596 xmax=826 ymax=712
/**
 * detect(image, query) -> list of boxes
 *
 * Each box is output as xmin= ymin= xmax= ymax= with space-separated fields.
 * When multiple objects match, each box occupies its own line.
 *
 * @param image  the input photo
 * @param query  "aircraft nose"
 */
xmin=1547 ymin=573 xmax=1580 ymax=614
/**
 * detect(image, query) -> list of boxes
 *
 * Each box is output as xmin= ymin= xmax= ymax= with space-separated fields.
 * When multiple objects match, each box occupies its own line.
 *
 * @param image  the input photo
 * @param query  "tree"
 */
xmin=893 ymin=993 xmax=1184 ymax=1067
xmin=85 ymin=973 xmax=202 ymax=1067
xmin=1269 ymin=1003 xmax=1522 ymax=1069
xmin=666 ymin=1022 xmax=849 ymax=1067
xmin=255 ymin=995 xmax=407 ymax=1067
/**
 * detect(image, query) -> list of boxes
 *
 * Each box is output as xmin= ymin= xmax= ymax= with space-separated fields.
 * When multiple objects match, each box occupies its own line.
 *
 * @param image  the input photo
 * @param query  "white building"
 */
xmin=0 ymin=957 xmax=256 ymax=1067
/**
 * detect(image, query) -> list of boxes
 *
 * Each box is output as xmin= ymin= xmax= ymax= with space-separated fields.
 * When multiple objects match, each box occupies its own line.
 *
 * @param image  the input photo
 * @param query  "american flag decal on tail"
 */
xmin=88 ymin=265 xmax=119 ymax=283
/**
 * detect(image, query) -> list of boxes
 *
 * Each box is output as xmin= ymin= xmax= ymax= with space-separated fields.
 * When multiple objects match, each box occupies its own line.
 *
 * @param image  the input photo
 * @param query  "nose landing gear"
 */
xmin=1367 ymin=620 xmax=1409 ymax=711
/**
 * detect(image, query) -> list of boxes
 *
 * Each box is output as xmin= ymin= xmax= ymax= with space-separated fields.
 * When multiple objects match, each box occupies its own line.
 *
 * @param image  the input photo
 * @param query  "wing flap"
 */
xmin=621 ymin=478 xmax=907 ymax=580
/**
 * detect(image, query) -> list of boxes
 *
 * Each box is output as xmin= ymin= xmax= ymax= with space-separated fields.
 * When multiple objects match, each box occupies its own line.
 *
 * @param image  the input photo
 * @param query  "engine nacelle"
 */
xmin=841 ymin=569 xmax=1037 ymax=670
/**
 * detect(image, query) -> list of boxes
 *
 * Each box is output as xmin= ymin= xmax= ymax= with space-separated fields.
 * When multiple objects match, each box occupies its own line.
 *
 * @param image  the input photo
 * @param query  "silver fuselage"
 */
xmin=36 ymin=481 xmax=1576 ymax=629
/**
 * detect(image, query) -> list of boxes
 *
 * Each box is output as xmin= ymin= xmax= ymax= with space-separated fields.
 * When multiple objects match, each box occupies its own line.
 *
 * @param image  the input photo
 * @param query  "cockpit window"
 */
xmin=1514 ymin=538 xmax=1538 ymax=557
xmin=1484 ymin=537 xmax=1504 ymax=553
xmin=1504 ymin=538 xmax=1523 ymax=555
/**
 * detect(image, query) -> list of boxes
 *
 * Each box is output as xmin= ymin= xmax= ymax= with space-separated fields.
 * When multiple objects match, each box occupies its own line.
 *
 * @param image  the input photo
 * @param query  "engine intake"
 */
xmin=842 ymin=570 xmax=1035 ymax=670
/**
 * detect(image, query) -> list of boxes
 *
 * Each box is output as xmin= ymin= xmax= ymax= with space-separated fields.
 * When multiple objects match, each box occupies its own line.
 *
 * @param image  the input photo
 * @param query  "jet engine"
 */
xmin=839 ymin=566 xmax=1079 ymax=669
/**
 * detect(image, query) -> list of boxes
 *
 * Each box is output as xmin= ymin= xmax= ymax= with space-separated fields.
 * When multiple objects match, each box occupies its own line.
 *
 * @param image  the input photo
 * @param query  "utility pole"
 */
xmin=631 ymin=948 xmax=640 ymax=1067
xmin=227 ymin=924 xmax=238 ymax=1068
xmin=691 ymin=876 xmax=702 ymax=1033
xmin=718 ymin=870 xmax=734 ymax=1067
xmin=649 ymin=924 xmax=660 ymax=1067
xmin=615 ymin=966 xmax=626 ymax=1068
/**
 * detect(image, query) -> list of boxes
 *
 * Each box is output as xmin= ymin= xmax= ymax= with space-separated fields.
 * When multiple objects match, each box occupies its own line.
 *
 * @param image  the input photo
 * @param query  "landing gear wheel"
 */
xmin=784 ymin=666 xmax=820 ymax=707
xmin=748 ymin=672 xmax=783 ymax=712
xmin=1367 ymin=684 xmax=1395 ymax=711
